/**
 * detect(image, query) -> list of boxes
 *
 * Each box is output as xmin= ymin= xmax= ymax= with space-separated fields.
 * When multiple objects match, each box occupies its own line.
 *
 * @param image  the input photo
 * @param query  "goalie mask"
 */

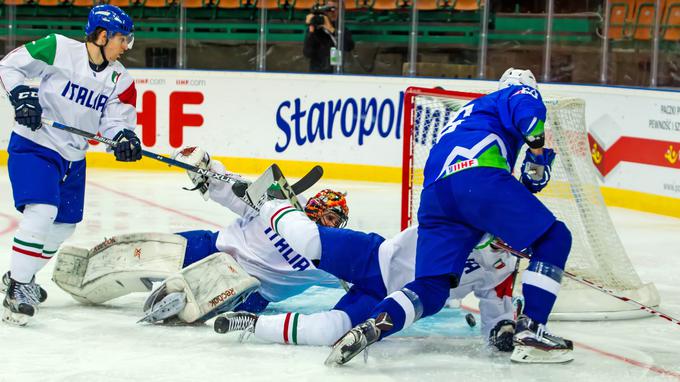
xmin=305 ymin=189 xmax=349 ymax=228
xmin=498 ymin=68 xmax=538 ymax=90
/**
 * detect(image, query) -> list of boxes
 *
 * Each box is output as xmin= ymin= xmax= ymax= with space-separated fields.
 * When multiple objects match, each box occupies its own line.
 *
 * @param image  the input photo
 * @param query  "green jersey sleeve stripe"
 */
xmin=528 ymin=119 xmax=545 ymax=138
xmin=25 ymin=34 xmax=57 ymax=66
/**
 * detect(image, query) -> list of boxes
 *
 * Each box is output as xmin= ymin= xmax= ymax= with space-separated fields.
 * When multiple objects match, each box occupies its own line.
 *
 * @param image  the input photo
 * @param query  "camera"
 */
xmin=309 ymin=4 xmax=335 ymax=27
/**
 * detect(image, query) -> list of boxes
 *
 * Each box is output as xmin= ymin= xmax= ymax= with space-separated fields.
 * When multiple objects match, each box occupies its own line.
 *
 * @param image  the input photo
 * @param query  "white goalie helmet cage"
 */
xmin=498 ymin=68 xmax=538 ymax=90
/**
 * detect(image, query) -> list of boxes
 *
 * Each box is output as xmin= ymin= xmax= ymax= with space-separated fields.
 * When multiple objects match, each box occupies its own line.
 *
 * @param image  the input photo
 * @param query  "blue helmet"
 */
xmin=85 ymin=5 xmax=134 ymax=48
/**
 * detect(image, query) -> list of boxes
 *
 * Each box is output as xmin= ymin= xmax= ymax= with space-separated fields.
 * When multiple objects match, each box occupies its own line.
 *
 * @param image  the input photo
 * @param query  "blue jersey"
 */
xmin=423 ymin=85 xmax=546 ymax=188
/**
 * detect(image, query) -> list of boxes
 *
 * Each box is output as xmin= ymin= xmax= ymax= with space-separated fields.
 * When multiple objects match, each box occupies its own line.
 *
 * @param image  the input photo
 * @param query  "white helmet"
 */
xmin=498 ymin=68 xmax=538 ymax=90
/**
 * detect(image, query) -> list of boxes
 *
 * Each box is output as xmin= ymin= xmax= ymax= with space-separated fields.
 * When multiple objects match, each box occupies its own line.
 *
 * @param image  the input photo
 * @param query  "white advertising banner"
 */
xmin=1 ymin=70 xmax=679 ymax=203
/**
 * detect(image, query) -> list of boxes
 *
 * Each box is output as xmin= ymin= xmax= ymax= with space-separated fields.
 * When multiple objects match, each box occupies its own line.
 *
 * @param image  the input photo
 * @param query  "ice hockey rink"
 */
xmin=0 ymin=167 xmax=679 ymax=382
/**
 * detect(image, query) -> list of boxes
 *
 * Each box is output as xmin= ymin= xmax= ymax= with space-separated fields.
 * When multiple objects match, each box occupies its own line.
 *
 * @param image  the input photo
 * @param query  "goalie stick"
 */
xmin=42 ymin=118 xmax=324 ymax=199
xmin=492 ymin=241 xmax=680 ymax=328
xmin=233 ymin=163 xmax=302 ymax=212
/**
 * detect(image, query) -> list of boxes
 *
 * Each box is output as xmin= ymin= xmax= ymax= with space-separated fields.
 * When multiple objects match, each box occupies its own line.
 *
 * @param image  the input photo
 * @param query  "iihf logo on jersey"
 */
xmin=60 ymin=81 xmax=109 ymax=112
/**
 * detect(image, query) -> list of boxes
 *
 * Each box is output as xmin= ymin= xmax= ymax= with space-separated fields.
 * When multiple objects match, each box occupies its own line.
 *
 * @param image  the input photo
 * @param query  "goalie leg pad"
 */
xmin=52 ymin=233 xmax=188 ymax=304
xmin=144 ymin=252 xmax=260 ymax=324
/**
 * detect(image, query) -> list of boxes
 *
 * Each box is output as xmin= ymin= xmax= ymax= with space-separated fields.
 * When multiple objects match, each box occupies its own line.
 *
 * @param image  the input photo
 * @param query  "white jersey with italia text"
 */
xmin=378 ymin=226 xmax=517 ymax=337
xmin=0 ymin=33 xmax=137 ymax=161
xmin=257 ymin=200 xmax=518 ymax=343
xmin=207 ymin=177 xmax=338 ymax=303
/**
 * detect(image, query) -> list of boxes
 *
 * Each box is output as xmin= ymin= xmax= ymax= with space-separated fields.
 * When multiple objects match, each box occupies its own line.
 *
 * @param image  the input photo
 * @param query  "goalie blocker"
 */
xmin=52 ymin=233 xmax=259 ymax=323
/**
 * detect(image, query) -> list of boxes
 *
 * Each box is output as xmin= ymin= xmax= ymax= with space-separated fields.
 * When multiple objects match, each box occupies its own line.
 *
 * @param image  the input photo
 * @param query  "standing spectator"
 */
xmin=303 ymin=0 xmax=355 ymax=73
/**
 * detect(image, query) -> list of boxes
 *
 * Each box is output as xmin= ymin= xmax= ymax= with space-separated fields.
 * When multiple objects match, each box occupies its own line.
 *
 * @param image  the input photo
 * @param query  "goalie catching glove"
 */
xmin=171 ymin=146 xmax=218 ymax=200
xmin=172 ymin=146 xmax=231 ymax=201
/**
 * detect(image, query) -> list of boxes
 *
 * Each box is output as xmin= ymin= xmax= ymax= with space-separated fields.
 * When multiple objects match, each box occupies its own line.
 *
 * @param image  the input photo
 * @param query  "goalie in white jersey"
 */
xmin=0 ymin=5 xmax=142 ymax=326
xmin=51 ymin=147 xmax=346 ymax=324
xmin=213 ymin=198 xmax=519 ymax=352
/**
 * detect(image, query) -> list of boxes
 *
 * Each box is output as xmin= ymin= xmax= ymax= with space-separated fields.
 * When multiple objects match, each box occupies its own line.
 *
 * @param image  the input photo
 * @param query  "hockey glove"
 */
xmin=112 ymin=129 xmax=143 ymax=162
xmin=9 ymin=85 xmax=42 ymax=131
xmin=489 ymin=319 xmax=516 ymax=352
xmin=520 ymin=147 xmax=556 ymax=193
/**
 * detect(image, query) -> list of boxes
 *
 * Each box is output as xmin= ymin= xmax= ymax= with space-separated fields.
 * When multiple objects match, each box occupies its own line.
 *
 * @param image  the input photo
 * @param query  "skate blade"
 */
xmin=510 ymin=345 xmax=574 ymax=364
xmin=2 ymin=307 xmax=30 ymax=327
xmin=137 ymin=292 xmax=186 ymax=324
xmin=324 ymin=333 xmax=361 ymax=367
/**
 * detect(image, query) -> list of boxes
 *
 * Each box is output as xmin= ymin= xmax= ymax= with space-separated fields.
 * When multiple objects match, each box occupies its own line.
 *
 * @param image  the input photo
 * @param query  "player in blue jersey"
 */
xmin=327 ymin=69 xmax=574 ymax=365
xmin=213 ymin=199 xmax=518 ymax=353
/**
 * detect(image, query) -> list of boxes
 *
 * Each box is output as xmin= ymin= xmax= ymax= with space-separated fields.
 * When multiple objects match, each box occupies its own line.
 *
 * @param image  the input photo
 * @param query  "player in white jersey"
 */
xmin=0 ymin=5 xmax=142 ymax=326
xmin=51 ymin=148 xmax=349 ymax=323
xmin=213 ymin=198 xmax=518 ymax=352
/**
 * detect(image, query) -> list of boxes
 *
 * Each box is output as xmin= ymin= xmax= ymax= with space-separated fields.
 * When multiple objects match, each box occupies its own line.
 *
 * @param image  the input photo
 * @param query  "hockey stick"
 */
xmin=42 ymin=118 xmax=324 ymax=198
xmin=492 ymin=241 xmax=680 ymax=327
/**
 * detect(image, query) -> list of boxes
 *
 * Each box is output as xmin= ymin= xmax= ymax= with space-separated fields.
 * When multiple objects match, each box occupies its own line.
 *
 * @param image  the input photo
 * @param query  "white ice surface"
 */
xmin=0 ymin=168 xmax=679 ymax=382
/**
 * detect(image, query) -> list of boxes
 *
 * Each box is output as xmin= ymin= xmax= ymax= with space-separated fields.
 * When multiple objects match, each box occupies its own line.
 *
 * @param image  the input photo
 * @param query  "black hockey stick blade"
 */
xmin=268 ymin=165 xmax=324 ymax=199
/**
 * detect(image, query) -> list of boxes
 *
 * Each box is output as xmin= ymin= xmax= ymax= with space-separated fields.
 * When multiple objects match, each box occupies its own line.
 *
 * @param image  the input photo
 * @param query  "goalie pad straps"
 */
xmin=153 ymin=252 xmax=261 ymax=323
xmin=52 ymin=233 xmax=188 ymax=304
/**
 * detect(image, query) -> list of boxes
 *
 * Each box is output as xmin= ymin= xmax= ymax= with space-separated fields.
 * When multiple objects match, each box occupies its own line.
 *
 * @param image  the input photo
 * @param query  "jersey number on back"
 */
xmin=436 ymin=104 xmax=474 ymax=144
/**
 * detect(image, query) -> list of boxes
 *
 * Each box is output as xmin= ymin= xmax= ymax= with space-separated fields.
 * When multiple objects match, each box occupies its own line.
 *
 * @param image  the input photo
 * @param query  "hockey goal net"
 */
xmin=401 ymin=87 xmax=659 ymax=320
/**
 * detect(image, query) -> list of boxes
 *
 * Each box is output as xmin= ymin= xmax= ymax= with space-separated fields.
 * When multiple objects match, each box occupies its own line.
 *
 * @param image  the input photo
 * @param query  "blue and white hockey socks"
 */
xmin=522 ymin=220 xmax=572 ymax=324
xmin=370 ymin=275 xmax=450 ymax=338
xmin=10 ymin=204 xmax=58 ymax=283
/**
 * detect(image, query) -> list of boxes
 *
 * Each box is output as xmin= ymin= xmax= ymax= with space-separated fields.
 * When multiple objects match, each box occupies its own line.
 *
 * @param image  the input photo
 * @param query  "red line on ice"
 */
xmin=0 ymin=212 xmax=19 ymax=237
xmin=575 ymin=341 xmax=680 ymax=380
xmin=461 ymin=303 xmax=680 ymax=379
xmin=88 ymin=181 xmax=222 ymax=228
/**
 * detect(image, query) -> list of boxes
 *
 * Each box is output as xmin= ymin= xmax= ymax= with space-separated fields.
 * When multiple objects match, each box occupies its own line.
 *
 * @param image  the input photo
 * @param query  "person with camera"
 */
xmin=303 ymin=1 xmax=355 ymax=74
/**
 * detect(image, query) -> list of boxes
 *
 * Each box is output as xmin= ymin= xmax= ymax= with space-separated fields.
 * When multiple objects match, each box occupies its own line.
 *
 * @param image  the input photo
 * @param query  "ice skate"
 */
xmin=2 ymin=277 xmax=38 ymax=326
xmin=511 ymin=315 xmax=574 ymax=363
xmin=1 ymin=271 xmax=47 ymax=304
xmin=324 ymin=312 xmax=392 ymax=366
xmin=214 ymin=312 xmax=258 ymax=334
